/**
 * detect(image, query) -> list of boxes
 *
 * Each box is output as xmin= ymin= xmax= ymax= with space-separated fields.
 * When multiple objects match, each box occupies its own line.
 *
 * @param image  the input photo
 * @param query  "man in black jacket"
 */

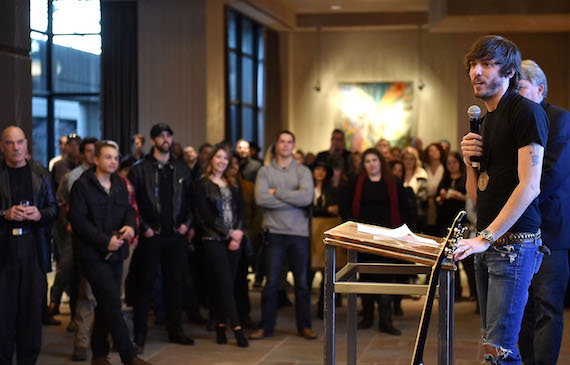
xmin=128 ymin=123 xmax=194 ymax=350
xmin=517 ymin=59 xmax=570 ymax=365
xmin=0 ymin=126 xmax=58 ymax=365
xmin=70 ymin=140 xmax=151 ymax=365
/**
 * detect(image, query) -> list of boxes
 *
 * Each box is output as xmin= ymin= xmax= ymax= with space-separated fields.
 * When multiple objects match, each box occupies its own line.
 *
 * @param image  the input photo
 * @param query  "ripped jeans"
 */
xmin=474 ymin=239 xmax=544 ymax=364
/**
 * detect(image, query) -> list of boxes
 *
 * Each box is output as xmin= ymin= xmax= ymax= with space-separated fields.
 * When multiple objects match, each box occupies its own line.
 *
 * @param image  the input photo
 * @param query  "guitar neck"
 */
xmin=410 ymin=252 xmax=447 ymax=365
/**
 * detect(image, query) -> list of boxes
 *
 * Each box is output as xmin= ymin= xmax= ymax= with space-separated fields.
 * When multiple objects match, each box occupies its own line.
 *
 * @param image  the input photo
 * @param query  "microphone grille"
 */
xmin=468 ymin=105 xmax=481 ymax=119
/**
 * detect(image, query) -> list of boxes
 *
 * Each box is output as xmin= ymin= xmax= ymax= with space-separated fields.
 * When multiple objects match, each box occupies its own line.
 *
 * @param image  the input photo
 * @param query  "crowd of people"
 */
xmin=0 ymin=119 xmax=476 ymax=365
xmin=1 ymin=38 xmax=569 ymax=365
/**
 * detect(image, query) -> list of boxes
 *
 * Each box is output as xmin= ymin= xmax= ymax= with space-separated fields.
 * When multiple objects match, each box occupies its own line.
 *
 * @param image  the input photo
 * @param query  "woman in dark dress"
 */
xmin=341 ymin=148 xmax=409 ymax=335
xmin=195 ymin=145 xmax=249 ymax=347
xmin=434 ymin=151 xmax=475 ymax=300
xmin=435 ymin=151 xmax=467 ymax=235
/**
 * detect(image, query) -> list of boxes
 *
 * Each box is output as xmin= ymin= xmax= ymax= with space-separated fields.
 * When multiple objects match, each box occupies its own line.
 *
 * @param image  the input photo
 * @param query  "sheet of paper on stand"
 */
xmin=356 ymin=223 xmax=440 ymax=247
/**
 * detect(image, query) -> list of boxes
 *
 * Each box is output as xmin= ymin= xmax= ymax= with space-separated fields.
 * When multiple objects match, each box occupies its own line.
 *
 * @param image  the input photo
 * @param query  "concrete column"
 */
xmin=0 ymin=0 xmax=32 ymax=138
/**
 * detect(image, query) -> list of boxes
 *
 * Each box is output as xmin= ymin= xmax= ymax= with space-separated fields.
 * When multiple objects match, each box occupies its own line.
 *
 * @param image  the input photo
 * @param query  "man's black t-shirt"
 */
xmin=476 ymin=90 xmax=549 ymax=233
xmin=158 ymin=163 xmax=174 ymax=233
xmin=8 ymin=163 xmax=34 ymax=230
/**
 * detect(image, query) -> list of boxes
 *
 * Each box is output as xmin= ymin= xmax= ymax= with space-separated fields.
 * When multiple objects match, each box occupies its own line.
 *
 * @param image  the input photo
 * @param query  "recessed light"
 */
xmin=331 ymin=5 xmax=342 ymax=10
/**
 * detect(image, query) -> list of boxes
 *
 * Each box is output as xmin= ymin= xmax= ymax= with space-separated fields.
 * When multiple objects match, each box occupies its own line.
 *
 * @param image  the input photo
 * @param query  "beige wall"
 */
xmin=136 ymin=0 xmax=570 ymax=154
xmin=288 ymin=30 xmax=570 ymax=154
xmin=288 ymin=29 xmax=459 ymax=153
xmin=137 ymin=0 xmax=207 ymax=148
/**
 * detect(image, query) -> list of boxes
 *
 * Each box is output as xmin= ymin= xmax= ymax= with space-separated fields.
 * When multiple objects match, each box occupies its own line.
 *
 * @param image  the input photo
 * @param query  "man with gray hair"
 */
xmin=0 ymin=126 xmax=58 ymax=364
xmin=518 ymin=59 xmax=570 ymax=365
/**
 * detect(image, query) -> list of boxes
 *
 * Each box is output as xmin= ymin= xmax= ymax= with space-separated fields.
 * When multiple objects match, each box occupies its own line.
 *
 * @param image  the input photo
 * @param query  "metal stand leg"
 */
xmin=347 ymin=250 xmax=357 ymax=365
xmin=324 ymin=245 xmax=337 ymax=365
xmin=438 ymin=269 xmax=455 ymax=365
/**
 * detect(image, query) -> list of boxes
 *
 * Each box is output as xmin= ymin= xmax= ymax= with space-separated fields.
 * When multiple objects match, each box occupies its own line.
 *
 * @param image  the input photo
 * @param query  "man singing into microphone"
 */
xmin=455 ymin=36 xmax=549 ymax=364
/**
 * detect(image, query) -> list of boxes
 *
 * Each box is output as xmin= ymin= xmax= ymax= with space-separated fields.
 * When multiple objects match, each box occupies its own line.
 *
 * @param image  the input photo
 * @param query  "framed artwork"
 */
xmin=335 ymin=82 xmax=414 ymax=151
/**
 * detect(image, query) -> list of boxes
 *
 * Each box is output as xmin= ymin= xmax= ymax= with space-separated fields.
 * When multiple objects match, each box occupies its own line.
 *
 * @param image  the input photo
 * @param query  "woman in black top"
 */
xmin=435 ymin=151 xmax=467 ymax=236
xmin=195 ymin=145 xmax=248 ymax=348
xmin=312 ymin=159 xmax=340 ymax=218
xmin=434 ymin=151 xmax=474 ymax=300
xmin=341 ymin=148 xmax=409 ymax=335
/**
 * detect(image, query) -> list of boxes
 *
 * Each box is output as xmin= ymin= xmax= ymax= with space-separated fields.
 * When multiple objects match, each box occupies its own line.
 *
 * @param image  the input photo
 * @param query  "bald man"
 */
xmin=0 ymin=126 xmax=58 ymax=364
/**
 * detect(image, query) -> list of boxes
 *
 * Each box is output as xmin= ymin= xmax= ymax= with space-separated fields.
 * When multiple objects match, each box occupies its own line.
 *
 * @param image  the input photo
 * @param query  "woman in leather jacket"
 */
xmin=194 ymin=144 xmax=248 ymax=348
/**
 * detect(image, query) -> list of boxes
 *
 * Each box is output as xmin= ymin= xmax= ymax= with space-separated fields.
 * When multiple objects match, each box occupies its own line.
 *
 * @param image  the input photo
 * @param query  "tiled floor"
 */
xmin=37 ymin=287 xmax=570 ymax=365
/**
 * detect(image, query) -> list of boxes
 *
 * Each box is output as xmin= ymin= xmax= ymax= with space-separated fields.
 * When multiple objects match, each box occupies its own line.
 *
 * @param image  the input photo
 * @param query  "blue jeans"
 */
xmin=519 ymin=248 xmax=569 ymax=365
xmin=261 ymin=233 xmax=311 ymax=334
xmin=475 ymin=239 xmax=544 ymax=364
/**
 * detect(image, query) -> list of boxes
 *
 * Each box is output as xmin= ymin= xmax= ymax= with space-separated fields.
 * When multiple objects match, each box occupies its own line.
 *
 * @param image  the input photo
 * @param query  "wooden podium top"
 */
xmin=323 ymin=221 xmax=455 ymax=270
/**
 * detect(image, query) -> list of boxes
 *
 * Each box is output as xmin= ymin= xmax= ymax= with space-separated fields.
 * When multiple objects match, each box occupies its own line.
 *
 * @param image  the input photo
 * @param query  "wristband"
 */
xmin=463 ymin=157 xmax=473 ymax=167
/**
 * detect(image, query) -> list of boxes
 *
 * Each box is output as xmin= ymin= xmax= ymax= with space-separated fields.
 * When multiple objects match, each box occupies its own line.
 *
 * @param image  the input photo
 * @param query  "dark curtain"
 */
xmin=264 ymin=29 xmax=282 ymax=149
xmin=101 ymin=1 xmax=138 ymax=157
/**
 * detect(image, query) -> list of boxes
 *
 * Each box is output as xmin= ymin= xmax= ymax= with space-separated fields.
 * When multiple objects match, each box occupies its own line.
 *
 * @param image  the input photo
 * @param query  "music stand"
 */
xmin=323 ymin=221 xmax=456 ymax=365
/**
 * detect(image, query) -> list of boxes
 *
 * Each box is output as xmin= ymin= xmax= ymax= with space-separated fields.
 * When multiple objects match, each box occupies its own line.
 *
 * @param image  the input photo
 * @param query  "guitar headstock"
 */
xmin=443 ymin=210 xmax=468 ymax=255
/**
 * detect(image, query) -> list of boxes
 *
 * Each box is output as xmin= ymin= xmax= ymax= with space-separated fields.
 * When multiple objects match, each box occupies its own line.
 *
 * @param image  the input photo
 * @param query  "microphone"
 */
xmin=467 ymin=105 xmax=481 ymax=168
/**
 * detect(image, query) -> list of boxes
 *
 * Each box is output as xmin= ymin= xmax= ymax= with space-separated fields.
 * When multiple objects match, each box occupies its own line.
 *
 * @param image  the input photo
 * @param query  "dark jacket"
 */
xmin=539 ymin=101 xmax=570 ymax=249
xmin=239 ymin=158 xmax=262 ymax=182
xmin=69 ymin=168 xmax=136 ymax=261
xmin=128 ymin=154 xmax=193 ymax=234
xmin=195 ymin=176 xmax=245 ymax=241
xmin=0 ymin=160 xmax=58 ymax=273
xmin=312 ymin=181 xmax=340 ymax=218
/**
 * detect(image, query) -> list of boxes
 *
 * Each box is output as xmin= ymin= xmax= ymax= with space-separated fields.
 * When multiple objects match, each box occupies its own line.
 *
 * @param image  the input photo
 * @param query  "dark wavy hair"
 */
xmin=360 ymin=148 xmax=394 ymax=183
xmin=203 ymin=144 xmax=237 ymax=187
xmin=465 ymin=35 xmax=521 ymax=92
xmin=444 ymin=151 xmax=465 ymax=178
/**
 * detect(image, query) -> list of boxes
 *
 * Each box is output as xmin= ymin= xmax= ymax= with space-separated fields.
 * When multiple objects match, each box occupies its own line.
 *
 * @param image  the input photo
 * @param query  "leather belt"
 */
xmin=11 ymin=228 xmax=32 ymax=236
xmin=493 ymin=230 xmax=541 ymax=246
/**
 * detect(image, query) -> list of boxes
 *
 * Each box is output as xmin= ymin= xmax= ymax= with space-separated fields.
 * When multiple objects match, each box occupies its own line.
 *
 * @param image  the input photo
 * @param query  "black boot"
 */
xmin=357 ymin=295 xmax=374 ymax=329
xmin=216 ymin=324 xmax=227 ymax=344
xmin=378 ymin=295 xmax=401 ymax=336
xmin=233 ymin=327 xmax=249 ymax=348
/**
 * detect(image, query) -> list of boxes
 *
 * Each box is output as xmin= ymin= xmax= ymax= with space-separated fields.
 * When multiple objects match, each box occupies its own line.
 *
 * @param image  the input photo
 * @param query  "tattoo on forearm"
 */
xmin=530 ymin=145 xmax=539 ymax=166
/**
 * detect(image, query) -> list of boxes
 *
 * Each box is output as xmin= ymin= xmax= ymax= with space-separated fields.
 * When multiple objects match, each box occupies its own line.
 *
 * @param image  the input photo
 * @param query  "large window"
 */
xmin=30 ymin=0 xmax=102 ymax=166
xmin=225 ymin=9 xmax=265 ymax=148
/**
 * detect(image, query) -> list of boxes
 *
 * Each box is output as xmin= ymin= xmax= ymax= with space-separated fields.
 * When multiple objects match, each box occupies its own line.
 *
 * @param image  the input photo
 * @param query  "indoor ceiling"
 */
xmin=237 ymin=0 xmax=570 ymax=32
xmin=274 ymin=0 xmax=430 ymax=14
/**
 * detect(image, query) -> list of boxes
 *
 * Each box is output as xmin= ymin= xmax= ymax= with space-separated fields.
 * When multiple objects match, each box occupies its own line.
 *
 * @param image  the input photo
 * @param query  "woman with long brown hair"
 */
xmin=341 ymin=148 xmax=409 ymax=335
xmin=195 ymin=144 xmax=249 ymax=347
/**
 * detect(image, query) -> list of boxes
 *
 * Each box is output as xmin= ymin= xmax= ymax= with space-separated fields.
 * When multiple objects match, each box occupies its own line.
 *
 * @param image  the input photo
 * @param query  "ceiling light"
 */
xmin=331 ymin=5 xmax=342 ymax=10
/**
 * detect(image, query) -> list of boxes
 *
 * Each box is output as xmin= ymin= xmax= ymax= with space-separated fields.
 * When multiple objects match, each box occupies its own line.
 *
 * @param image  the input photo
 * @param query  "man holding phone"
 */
xmin=70 ymin=140 xmax=151 ymax=365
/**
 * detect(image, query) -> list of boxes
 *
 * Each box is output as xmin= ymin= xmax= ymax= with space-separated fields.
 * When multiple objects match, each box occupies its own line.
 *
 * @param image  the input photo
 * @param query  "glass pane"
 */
xmin=32 ymin=97 xmax=48 ymax=166
xmin=31 ymin=32 xmax=48 ymax=92
xmin=229 ymin=51 xmax=238 ymax=101
xmin=30 ymin=0 xmax=48 ymax=32
xmin=258 ymin=29 xmax=264 ymax=60
xmin=242 ymin=106 xmax=254 ymax=141
xmin=241 ymin=17 xmax=253 ymax=55
xmin=55 ymin=96 xmax=101 ymax=142
xmin=53 ymin=35 xmax=101 ymax=92
xmin=241 ymin=57 xmax=253 ymax=104
xmin=257 ymin=62 xmax=264 ymax=107
xmin=52 ymin=0 xmax=101 ymax=35
xmin=228 ymin=11 xmax=237 ymax=49
xmin=230 ymin=104 xmax=238 ymax=144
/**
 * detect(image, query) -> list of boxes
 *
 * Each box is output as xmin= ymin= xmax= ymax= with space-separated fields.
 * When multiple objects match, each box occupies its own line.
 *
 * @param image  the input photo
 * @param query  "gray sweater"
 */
xmin=255 ymin=159 xmax=314 ymax=237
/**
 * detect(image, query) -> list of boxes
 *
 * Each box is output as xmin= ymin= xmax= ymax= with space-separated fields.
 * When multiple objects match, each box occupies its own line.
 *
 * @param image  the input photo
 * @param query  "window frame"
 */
xmin=224 ymin=7 xmax=265 ymax=147
xmin=31 ymin=0 xmax=101 ymax=163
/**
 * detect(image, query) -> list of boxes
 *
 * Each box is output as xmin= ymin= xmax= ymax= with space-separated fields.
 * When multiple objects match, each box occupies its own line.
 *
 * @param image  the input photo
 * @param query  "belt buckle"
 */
xmin=12 ymin=228 xmax=23 ymax=236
